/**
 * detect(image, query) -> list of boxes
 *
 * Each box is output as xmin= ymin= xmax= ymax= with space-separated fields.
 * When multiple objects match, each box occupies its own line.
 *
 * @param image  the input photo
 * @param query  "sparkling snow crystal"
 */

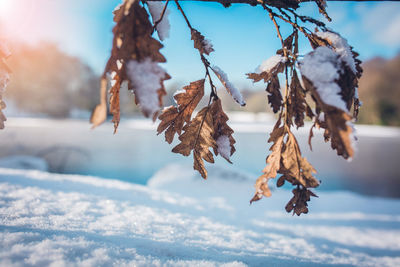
xmin=127 ymin=58 xmax=167 ymax=117
xmin=216 ymin=135 xmax=231 ymax=160
xmin=300 ymin=46 xmax=348 ymax=112
xmin=212 ymin=65 xmax=245 ymax=106
xmin=256 ymin=55 xmax=286 ymax=74
xmin=316 ymin=31 xmax=356 ymax=74
xmin=147 ymin=2 xmax=170 ymax=41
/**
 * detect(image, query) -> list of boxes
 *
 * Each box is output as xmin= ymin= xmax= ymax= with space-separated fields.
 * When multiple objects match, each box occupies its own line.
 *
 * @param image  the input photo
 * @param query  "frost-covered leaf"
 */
xmin=148 ymin=1 xmax=170 ymax=41
xmin=210 ymin=98 xmax=236 ymax=163
xmin=127 ymin=58 xmax=169 ymax=119
xmin=157 ymin=79 xmax=205 ymax=143
xmin=247 ymin=55 xmax=286 ymax=83
xmin=300 ymin=46 xmax=357 ymax=159
xmin=172 ymin=104 xmax=216 ymax=179
xmin=211 ymin=66 xmax=245 ymax=106
xmin=302 ymin=76 xmax=355 ymax=160
xmin=191 ymin=29 xmax=214 ymax=55
xmin=94 ymin=0 xmax=170 ymax=130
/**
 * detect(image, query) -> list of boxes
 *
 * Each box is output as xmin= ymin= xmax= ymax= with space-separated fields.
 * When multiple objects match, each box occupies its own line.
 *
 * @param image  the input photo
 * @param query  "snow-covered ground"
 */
xmin=1 ymin=163 xmax=400 ymax=266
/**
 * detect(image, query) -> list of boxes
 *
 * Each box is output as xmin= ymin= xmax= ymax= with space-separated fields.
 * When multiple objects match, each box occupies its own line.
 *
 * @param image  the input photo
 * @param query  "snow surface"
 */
xmin=300 ymin=46 xmax=348 ymax=112
xmin=203 ymin=39 xmax=214 ymax=55
xmin=212 ymin=66 xmax=245 ymax=106
xmin=316 ymin=31 xmax=357 ymax=74
xmin=0 ymin=41 xmax=11 ymax=58
xmin=256 ymin=55 xmax=286 ymax=74
xmin=147 ymin=1 xmax=170 ymax=41
xmin=127 ymin=58 xmax=167 ymax=118
xmin=1 ymin=164 xmax=400 ymax=266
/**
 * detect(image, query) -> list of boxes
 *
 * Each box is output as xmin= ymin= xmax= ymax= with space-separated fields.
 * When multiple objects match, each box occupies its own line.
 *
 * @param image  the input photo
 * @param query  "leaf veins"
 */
xmin=157 ymin=79 xmax=205 ymax=143
xmin=172 ymin=104 xmax=216 ymax=179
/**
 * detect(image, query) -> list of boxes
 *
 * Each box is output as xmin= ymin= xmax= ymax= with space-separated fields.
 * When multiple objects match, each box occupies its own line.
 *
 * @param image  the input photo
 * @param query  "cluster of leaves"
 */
xmin=0 ymin=43 xmax=10 ymax=129
xmin=92 ymin=0 xmax=363 ymax=215
xmin=246 ymin=2 xmax=362 ymax=214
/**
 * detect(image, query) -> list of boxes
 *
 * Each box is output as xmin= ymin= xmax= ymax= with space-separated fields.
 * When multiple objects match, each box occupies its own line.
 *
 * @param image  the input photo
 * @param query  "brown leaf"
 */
xmin=289 ymin=70 xmax=306 ymax=128
xmin=157 ymin=79 xmax=205 ymax=143
xmin=109 ymin=74 xmax=121 ymax=134
xmin=266 ymin=75 xmax=283 ymax=113
xmin=246 ymin=57 xmax=285 ymax=84
xmin=172 ymin=104 xmax=216 ymax=179
xmin=210 ymin=98 xmax=236 ymax=163
xmin=303 ymin=77 xmax=355 ymax=159
xmin=191 ymin=29 xmax=214 ymax=55
xmin=250 ymin=125 xmax=285 ymax=203
xmin=280 ymin=130 xmax=319 ymax=188
xmin=285 ymin=187 xmax=318 ymax=216
xmin=97 ymin=0 xmax=170 ymax=131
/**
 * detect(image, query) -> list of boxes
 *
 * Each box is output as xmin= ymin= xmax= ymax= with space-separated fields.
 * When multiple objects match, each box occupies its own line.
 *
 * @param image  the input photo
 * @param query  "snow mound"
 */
xmin=0 ymin=165 xmax=400 ymax=266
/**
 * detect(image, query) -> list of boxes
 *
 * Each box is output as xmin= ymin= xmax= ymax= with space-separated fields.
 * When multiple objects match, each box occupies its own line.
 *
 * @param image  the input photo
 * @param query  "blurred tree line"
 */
xmin=5 ymin=42 xmax=400 ymax=126
xmin=6 ymin=43 xmax=99 ymax=117
xmin=357 ymin=54 xmax=400 ymax=126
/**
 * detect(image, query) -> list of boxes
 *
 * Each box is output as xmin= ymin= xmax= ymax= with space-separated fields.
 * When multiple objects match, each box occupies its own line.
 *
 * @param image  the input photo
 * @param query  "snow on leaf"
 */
xmin=247 ymin=54 xmax=286 ymax=83
xmin=211 ymin=66 xmax=245 ymax=106
xmin=127 ymin=58 xmax=168 ymax=119
xmin=191 ymin=29 xmax=214 ymax=55
xmin=147 ymin=1 xmax=170 ymax=41
xmin=93 ymin=0 xmax=170 ymax=131
xmin=302 ymin=75 xmax=356 ymax=160
xmin=300 ymin=46 xmax=347 ymax=112
xmin=157 ymin=79 xmax=205 ymax=143
xmin=210 ymin=98 xmax=236 ymax=163
xmin=172 ymin=105 xmax=216 ymax=179
xmin=316 ymin=31 xmax=356 ymax=74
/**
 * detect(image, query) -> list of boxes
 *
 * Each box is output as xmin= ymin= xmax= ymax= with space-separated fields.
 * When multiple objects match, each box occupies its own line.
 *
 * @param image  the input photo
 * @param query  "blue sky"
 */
xmin=1 ymin=0 xmax=400 ymax=88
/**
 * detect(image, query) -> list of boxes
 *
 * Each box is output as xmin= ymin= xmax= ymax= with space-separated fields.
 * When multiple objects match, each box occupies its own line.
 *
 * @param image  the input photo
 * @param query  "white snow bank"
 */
xmin=1 ymin=164 xmax=398 ymax=266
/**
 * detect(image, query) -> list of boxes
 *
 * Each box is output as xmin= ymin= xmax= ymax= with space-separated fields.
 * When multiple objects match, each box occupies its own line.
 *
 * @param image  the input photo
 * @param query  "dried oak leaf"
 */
xmin=172 ymin=104 xmax=216 ymax=179
xmin=157 ymin=79 xmax=205 ymax=143
xmin=210 ymin=98 xmax=236 ymax=163
xmin=288 ymin=70 xmax=306 ymax=128
xmin=191 ymin=29 xmax=214 ymax=55
xmin=303 ymin=77 xmax=355 ymax=159
xmin=250 ymin=125 xmax=285 ymax=203
xmin=280 ymin=130 xmax=319 ymax=188
xmin=266 ymin=75 xmax=283 ymax=113
xmin=93 ymin=0 xmax=170 ymax=130
xmin=285 ymin=187 xmax=318 ymax=216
